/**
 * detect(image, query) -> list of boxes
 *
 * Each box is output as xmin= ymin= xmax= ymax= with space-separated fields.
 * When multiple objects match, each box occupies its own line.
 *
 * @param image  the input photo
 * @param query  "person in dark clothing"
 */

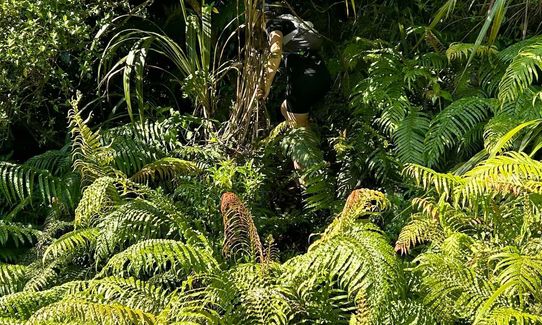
xmin=258 ymin=2 xmax=331 ymax=129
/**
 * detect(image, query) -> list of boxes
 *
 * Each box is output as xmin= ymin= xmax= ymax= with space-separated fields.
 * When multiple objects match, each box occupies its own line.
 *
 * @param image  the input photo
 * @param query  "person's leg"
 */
xmin=281 ymin=100 xmax=310 ymax=128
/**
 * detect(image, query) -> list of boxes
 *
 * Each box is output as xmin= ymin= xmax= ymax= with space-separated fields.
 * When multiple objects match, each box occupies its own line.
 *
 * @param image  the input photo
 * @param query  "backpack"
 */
xmin=278 ymin=14 xmax=323 ymax=52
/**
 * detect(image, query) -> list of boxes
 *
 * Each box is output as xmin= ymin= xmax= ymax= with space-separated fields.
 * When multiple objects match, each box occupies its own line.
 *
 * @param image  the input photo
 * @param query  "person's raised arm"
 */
xmin=261 ymin=30 xmax=283 ymax=99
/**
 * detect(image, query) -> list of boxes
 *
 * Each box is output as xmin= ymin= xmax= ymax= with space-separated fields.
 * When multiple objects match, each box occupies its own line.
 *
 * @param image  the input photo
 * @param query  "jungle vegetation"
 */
xmin=1 ymin=0 xmax=542 ymax=324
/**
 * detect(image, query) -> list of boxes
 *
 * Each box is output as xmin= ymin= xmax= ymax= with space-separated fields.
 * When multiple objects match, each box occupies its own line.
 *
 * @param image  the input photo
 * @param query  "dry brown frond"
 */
xmin=341 ymin=189 xmax=389 ymax=219
xmin=221 ymin=192 xmax=264 ymax=262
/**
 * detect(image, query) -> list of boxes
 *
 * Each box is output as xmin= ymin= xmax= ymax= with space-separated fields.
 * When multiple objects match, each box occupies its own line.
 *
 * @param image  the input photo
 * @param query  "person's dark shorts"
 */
xmin=285 ymin=52 xmax=331 ymax=114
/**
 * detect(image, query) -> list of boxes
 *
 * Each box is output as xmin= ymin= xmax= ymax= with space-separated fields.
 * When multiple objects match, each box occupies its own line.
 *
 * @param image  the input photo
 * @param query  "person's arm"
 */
xmin=261 ymin=30 xmax=283 ymax=99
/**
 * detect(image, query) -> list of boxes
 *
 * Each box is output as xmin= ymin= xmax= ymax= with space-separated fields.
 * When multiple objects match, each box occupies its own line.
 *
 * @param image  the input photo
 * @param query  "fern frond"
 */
xmin=0 ymin=162 xmax=76 ymax=207
xmin=483 ymin=114 xmax=524 ymax=152
xmin=0 ymin=221 xmax=40 ymax=248
xmin=24 ymin=146 xmax=72 ymax=177
xmin=74 ymin=177 xmax=120 ymax=228
xmin=382 ymin=299 xmax=438 ymax=325
xmin=324 ymin=189 xmax=389 ymax=238
xmin=285 ymin=223 xmax=404 ymax=323
xmin=0 ymin=264 xmax=28 ymax=296
xmin=456 ymin=151 xmax=542 ymax=201
xmin=131 ymin=157 xmax=200 ymax=184
xmin=95 ymin=197 xmax=188 ymax=262
xmin=301 ymin=162 xmax=338 ymax=213
xmin=23 ymin=262 xmax=67 ymax=293
xmin=226 ymin=264 xmax=294 ymax=325
xmin=498 ymin=35 xmax=542 ymax=63
xmin=106 ymin=116 xmax=180 ymax=151
xmin=480 ymin=307 xmax=542 ymax=324
xmin=376 ymin=99 xmax=410 ymax=135
xmin=414 ymin=253 xmax=495 ymax=322
xmin=342 ymin=188 xmax=388 ymax=219
xmin=403 ymin=164 xmax=463 ymax=196
xmin=221 ymin=192 xmax=264 ymax=262
xmin=491 ymin=250 xmax=542 ymax=301
xmin=446 ymin=43 xmax=498 ymax=61
xmin=74 ymin=277 xmax=171 ymax=315
xmin=395 ymin=214 xmax=443 ymax=255
xmin=393 ymin=110 xmax=429 ymax=165
xmin=498 ymin=37 xmax=542 ymax=104
xmin=43 ymin=228 xmax=99 ymax=263
xmin=99 ymin=239 xmax=219 ymax=279
xmin=0 ymin=281 xmax=83 ymax=320
xmin=280 ymin=127 xmax=324 ymax=169
xmin=425 ymin=97 xmax=494 ymax=167
xmin=28 ymin=298 xmax=156 ymax=325
xmin=68 ymin=98 xmax=117 ymax=182
xmin=159 ymin=274 xmax=236 ymax=324
xmin=440 ymin=232 xmax=475 ymax=259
